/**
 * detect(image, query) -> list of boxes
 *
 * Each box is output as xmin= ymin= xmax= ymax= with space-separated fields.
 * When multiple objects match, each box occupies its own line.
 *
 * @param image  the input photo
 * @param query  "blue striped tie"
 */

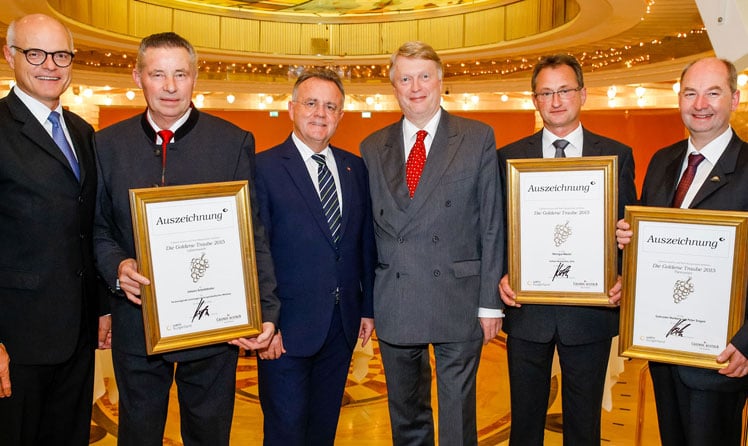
xmin=312 ymin=154 xmax=341 ymax=243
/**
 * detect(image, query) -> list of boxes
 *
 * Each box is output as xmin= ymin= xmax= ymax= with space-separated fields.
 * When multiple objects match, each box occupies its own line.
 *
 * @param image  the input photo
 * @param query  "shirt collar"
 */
xmin=687 ymin=127 xmax=733 ymax=165
xmin=13 ymin=85 xmax=64 ymax=125
xmin=542 ymin=123 xmax=584 ymax=156
xmin=403 ymin=108 xmax=442 ymax=141
xmin=292 ymin=132 xmax=332 ymax=161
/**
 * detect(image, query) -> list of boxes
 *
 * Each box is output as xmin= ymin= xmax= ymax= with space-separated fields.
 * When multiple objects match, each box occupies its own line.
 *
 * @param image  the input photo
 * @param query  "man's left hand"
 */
xmin=717 ymin=343 xmax=748 ymax=378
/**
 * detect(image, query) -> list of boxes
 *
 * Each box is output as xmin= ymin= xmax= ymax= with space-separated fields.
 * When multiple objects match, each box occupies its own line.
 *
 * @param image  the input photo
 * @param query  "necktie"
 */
xmin=553 ymin=139 xmax=569 ymax=158
xmin=671 ymin=153 xmax=705 ymax=208
xmin=47 ymin=111 xmax=80 ymax=181
xmin=157 ymin=130 xmax=174 ymax=186
xmin=312 ymin=154 xmax=341 ymax=243
xmin=406 ymin=130 xmax=428 ymax=198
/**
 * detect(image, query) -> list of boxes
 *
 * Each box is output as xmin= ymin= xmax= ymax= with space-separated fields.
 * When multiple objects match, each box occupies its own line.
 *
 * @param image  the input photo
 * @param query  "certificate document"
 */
xmin=632 ymin=221 xmax=734 ymax=355
xmin=619 ymin=206 xmax=748 ymax=369
xmin=506 ymin=156 xmax=618 ymax=305
xmin=519 ymin=169 xmax=605 ymax=293
xmin=130 ymin=181 xmax=263 ymax=354
xmin=147 ymin=196 xmax=248 ymax=336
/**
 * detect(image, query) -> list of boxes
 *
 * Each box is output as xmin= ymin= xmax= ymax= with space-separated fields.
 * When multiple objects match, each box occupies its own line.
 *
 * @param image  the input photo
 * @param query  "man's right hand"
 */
xmin=616 ymin=219 xmax=633 ymax=250
xmin=117 ymin=258 xmax=151 ymax=305
xmin=0 ymin=343 xmax=11 ymax=398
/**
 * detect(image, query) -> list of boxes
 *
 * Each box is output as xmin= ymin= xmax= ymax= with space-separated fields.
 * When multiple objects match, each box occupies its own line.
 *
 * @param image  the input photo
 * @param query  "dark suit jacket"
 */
xmin=640 ymin=132 xmax=748 ymax=391
xmin=497 ymin=128 xmax=637 ymax=344
xmin=254 ymin=135 xmax=375 ymax=356
xmin=0 ymin=89 xmax=104 ymax=364
xmin=360 ymin=110 xmax=504 ymax=344
xmin=94 ymin=109 xmax=279 ymax=362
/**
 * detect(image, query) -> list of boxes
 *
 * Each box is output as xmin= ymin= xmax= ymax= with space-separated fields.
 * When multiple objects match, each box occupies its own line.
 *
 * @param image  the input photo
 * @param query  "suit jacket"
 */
xmin=0 ymin=89 xmax=104 ymax=364
xmin=254 ymin=135 xmax=375 ymax=356
xmin=497 ymin=128 xmax=637 ymax=345
xmin=640 ymin=131 xmax=748 ymax=391
xmin=360 ymin=110 xmax=504 ymax=344
xmin=94 ymin=109 xmax=279 ymax=362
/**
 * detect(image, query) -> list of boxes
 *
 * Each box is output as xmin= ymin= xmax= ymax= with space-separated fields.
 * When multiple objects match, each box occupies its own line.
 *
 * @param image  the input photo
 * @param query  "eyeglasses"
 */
xmin=11 ymin=46 xmax=75 ymax=68
xmin=293 ymin=99 xmax=341 ymax=114
xmin=533 ymin=87 xmax=582 ymax=102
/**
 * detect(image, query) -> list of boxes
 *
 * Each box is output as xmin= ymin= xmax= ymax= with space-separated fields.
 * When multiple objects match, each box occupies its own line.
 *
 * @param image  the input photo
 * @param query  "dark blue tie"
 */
xmin=48 ymin=111 xmax=80 ymax=180
xmin=312 ymin=154 xmax=341 ymax=243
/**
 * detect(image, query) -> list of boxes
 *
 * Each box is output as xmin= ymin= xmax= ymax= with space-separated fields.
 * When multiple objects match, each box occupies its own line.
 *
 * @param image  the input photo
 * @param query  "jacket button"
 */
xmin=432 ymin=235 xmax=439 ymax=243
xmin=433 ymin=269 xmax=441 ymax=277
xmin=78 ymin=196 xmax=84 ymax=204
xmin=445 ymin=200 xmax=451 ymax=207
xmin=396 ymin=272 xmax=401 ymax=279
xmin=398 ymin=237 xmax=405 ymax=244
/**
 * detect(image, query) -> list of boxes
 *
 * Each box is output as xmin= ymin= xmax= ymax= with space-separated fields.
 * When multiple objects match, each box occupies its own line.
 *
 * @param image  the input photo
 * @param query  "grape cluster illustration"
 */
xmin=191 ymin=253 xmax=209 ymax=283
xmin=553 ymin=221 xmax=572 ymax=247
xmin=672 ymin=276 xmax=694 ymax=304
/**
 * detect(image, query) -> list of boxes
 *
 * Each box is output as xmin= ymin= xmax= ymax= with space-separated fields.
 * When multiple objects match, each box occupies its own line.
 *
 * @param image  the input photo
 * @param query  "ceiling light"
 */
xmin=227 ymin=94 xmax=236 ymax=104
xmin=125 ymin=90 xmax=135 ymax=100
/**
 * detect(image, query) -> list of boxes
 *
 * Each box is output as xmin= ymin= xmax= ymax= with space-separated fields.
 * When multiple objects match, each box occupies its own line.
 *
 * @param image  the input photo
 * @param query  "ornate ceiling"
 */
xmin=0 ymin=0 xmax=735 ymax=120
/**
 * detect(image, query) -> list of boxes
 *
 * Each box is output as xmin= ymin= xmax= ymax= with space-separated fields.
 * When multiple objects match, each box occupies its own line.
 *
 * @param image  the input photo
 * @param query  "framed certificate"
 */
xmin=506 ymin=156 xmax=618 ymax=305
xmin=619 ymin=206 xmax=748 ymax=369
xmin=129 ymin=181 xmax=263 ymax=354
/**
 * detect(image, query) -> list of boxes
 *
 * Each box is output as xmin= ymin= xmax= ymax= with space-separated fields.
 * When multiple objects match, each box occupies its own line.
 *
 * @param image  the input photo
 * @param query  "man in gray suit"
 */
xmin=497 ymin=54 xmax=637 ymax=446
xmin=360 ymin=41 xmax=504 ymax=445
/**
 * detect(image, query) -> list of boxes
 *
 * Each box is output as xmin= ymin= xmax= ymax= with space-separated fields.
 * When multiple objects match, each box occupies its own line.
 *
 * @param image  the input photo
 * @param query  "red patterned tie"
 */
xmin=406 ymin=130 xmax=427 ymax=198
xmin=671 ymin=153 xmax=705 ymax=208
xmin=157 ymin=129 xmax=173 ymax=186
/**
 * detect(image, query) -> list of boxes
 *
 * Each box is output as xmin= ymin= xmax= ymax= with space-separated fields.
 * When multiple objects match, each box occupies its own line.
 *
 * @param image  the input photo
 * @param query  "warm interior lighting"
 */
xmin=226 ymin=94 xmax=236 ymax=104
xmin=125 ymin=90 xmax=136 ymax=100
xmin=607 ymin=86 xmax=617 ymax=99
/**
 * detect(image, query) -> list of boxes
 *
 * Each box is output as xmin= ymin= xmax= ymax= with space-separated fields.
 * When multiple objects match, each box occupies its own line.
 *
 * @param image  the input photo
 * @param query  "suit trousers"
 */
xmin=258 ymin=304 xmax=352 ymax=446
xmin=650 ymin=361 xmax=747 ymax=446
xmin=112 ymin=346 xmax=239 ymax=446
xmin=507 ymin=335 xmax=611 ymax=446
xmin=379 ymin=337 xmax=483 ymax=446
xmin=0 ymin=333 xmax=94 ymax=446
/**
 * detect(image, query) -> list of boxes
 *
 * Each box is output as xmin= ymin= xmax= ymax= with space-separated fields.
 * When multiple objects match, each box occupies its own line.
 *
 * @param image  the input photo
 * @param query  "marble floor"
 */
xmin=89 ymin=335 xmax=666 ymax=445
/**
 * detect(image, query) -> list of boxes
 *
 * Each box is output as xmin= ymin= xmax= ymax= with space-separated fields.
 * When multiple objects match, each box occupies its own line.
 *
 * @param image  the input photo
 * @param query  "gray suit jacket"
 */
xmin=360 ymin=110 xmax=504 ymax=344
xmin=497 ymin=128 xmax=637 ymax=345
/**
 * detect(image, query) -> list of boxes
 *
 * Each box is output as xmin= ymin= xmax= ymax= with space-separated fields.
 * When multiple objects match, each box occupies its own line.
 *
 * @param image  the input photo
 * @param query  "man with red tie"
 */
xmin=360 ymin=41 xmax=504 ymax=445
xmin=616 ymin=57 xmax=748 ymax=446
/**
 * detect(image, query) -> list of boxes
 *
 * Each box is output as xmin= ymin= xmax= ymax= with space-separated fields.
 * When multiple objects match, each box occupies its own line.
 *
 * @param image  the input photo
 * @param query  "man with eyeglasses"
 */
xmin=497 ymin=54 xmax=636 ymax=446
xmin=251 ymin=68 xmax=375 ymax=445
xmin=0 ymin=13 xmax=111 ymax=445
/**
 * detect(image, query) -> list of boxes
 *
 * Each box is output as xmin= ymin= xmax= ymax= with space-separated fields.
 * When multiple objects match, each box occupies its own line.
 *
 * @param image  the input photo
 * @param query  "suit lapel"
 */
xmin=581 ymin=128 xmax=603 ymax=157
xmin=332 ymin=148 xmax=352 ymax=242
xmin=278 ymin=139 xmax=338 ymax=247
xmin=523 ymin=131 xmax=544 ymax=158
xmin=690 ymin=133 xmax=742 ymax=208
xmin=378 ymin=121 xmax=411 ymax=210
xmin=8 ymin=92 xmax=80 ymax=184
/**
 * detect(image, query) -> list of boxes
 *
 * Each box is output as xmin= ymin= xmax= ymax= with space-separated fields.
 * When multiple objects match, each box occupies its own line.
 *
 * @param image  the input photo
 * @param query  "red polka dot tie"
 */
xmin=406 ymin=130 xmax=427 ymax=198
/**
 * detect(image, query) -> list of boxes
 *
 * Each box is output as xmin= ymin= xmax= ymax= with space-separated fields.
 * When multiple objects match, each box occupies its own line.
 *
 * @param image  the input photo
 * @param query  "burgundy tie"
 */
xmin=406 ymin=130 xmax=427 ymax=198
xmin=157 ymin=129 xmax=173 ymax=187
xmin=671 ymin=153 xmax=705 ymax=208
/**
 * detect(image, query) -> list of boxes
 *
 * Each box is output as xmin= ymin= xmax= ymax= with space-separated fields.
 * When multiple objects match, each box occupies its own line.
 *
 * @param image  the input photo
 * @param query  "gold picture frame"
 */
xmin=619 ymin=206 xmax=748 ymax=369
xmin=129 ymin=180 xmax=263 ymax=354
xmin=506 ymin=156 xmax=618 ymax=305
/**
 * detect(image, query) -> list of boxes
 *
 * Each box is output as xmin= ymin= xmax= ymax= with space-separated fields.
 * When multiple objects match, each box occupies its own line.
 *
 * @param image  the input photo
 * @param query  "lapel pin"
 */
xmin=710 ymin=176 xmax=720 ymax=182
xmin=346 ymin=166 xmax=351 ymax=171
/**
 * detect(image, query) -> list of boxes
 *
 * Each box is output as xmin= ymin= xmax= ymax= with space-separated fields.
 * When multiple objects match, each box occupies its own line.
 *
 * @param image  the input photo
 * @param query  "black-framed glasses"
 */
xmin=293 ymin=99 xmax=341 ymax=114
xmin=533 ymin=87 xmax=582 ymax=102
xmin=11 ymin=46 xmax=75 ymax=68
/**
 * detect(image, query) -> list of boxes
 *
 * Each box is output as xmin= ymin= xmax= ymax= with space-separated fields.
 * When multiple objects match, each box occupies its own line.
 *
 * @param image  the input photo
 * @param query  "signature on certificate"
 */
xmin=665 ymin=318 xmax=691 ymax=338
xmin=192 ymin=297 xmax=210 ymax=323
xmin=552 ymin=263 xmax=571 ymax=281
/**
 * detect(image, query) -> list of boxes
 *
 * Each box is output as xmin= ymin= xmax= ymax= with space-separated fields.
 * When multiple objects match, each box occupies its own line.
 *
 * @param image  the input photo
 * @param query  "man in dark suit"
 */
xmin=360 ymin=41 xmax=504 ymax=445
xmin=497 ymin=54 xmax=637 ymax=446
xmin=0 ymin=13 xmax=111 ymax=445
xmin=253 ymin=68 xmax=376 ymax=445
xmin=94 ymin=32 xmax=279 ymax=446
xmin=617 ymin=57 xmax=748 ymax=446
